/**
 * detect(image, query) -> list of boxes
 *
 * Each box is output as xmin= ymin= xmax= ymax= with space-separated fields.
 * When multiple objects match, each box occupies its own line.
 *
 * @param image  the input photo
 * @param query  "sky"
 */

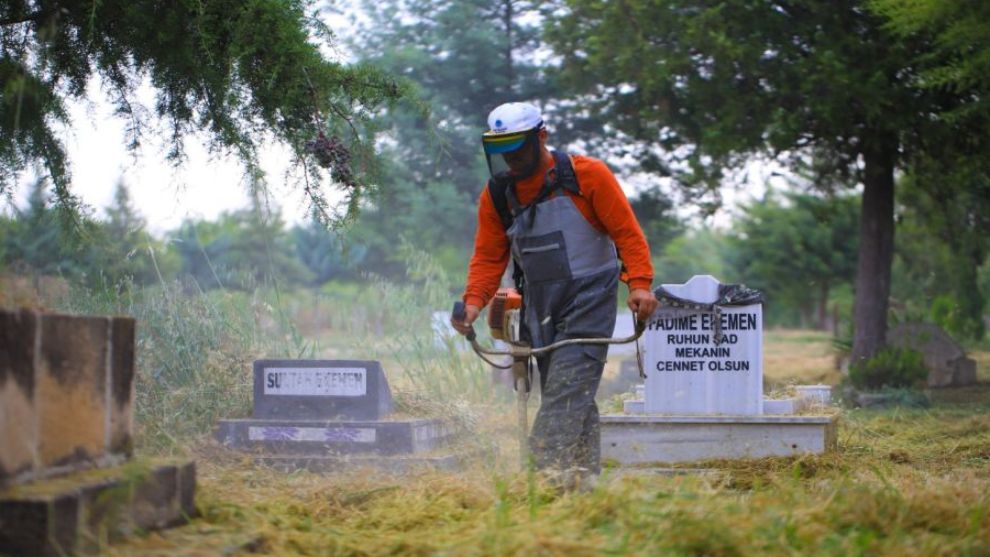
xmin=8 ymin=80 xmax=319 ymax=236
xmin=6 ymin=6 xmax=357 ymax=237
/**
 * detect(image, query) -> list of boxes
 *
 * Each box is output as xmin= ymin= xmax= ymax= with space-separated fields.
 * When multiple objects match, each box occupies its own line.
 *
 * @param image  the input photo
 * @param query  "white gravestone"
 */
xmin=644 ymin=275 xmax=763 ymax=415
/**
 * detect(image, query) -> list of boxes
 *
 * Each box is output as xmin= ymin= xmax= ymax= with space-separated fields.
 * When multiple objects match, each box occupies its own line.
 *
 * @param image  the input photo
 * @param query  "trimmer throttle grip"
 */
xmin=451 ymin=301 xmax=476 ymax=341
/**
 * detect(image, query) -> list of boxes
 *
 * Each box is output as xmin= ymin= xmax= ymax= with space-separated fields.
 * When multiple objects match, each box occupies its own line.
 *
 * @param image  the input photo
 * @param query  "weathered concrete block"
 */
xmin=37 ymin=314 xmax=109 ymax=469
xmin=176 ymin=461 xmax=196 ymax=519
xmin=131 ymin=464 xmax=180 ymax=530
xmin=949 ymin=357 xmax=977 ymax=387
xmin=0 ymin=459 xmax=196 ymax=556
xmin=0 ymin=309 xmax=38 ymax=484
xmin=78 ymin=479 xmax=131 ymax=552
xmin=0 ymin=492 xmax=80 ymax=557
xmin=109 ymin=317 xmax=136 ymax=456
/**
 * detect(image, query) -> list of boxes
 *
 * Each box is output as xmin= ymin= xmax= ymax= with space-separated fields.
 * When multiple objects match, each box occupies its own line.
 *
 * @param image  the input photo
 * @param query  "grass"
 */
xmin=106 ymin=315 xmax=990 ymax=556
xmin=4 ymin=270 xmax=989 ymax=556
xmin=763 ymin=328 xmax=843 ymax=387
xmin=101 ymin=392 xmax=990 ymax=556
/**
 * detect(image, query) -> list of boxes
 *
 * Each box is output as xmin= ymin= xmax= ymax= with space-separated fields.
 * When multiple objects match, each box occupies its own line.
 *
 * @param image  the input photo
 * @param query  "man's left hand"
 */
xmin=627 ymin=288 xmax=659 ymax=322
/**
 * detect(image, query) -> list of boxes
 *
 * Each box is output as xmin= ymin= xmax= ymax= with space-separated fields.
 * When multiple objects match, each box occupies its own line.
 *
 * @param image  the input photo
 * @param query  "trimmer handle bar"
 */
xmin=451 ymin=301 xmax=645 ymax=358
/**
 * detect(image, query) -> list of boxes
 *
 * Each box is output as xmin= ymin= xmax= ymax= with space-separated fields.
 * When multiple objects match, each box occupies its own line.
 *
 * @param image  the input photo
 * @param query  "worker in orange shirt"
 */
xmin=451 ymin=102 xmax=659 ymax=482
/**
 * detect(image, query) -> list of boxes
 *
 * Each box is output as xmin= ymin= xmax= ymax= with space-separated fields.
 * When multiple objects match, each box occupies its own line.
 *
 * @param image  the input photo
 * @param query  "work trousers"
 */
xmin=529 ymin=343 xmax=607 ymax=474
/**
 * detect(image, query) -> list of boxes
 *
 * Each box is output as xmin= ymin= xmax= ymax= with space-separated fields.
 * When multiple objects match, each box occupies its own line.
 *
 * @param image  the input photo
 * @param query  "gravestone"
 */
xmin=600 ymin=276 xmax=838 ymax=464
xmin=0 ymin=308 xmax=195 ymax=556
xmin=216 ymin=359 xmax=460 ymax=469
xmin=644 ymin=275 xmax=764 ymax=415
xmin=886 ymin=323 xmax=977 ymax=387
xmin=253 ymin=360 xmax=393 ymax=420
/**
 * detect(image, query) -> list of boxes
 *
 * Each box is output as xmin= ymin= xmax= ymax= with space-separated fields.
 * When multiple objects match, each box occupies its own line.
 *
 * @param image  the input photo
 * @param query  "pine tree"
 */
xmin=0 ymin=0 xmax=405 ymax=227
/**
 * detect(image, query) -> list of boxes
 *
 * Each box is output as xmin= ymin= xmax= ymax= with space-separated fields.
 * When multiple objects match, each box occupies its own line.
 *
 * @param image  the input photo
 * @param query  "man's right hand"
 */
xmin=451 ymin=304 xmax=481 ymax=336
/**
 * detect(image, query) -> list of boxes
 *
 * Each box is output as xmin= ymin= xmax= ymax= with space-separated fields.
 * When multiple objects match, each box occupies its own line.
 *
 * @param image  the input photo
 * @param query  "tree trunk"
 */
xmin=850 ymin=141 xmax=897 ymax=365
xmin=503 ymin=0 xmax=514 ymax=93
xmin=817 ymin=282 xmax=829 ymax=331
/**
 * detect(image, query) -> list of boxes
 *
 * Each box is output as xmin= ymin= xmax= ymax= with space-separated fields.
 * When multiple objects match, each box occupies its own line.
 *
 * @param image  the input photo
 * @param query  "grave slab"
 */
xmin=251 ymin=448 xmax=488 ymax=475
xmin=253 ymin=359 xmax=394 ymax=420
xmin=215 ymin=418 xmax=454 ymax=456
xmin=219 ymin=359 xmax=473 ymax=472
xmin=601 ymin=414 xmax=838 ymax=464
xmin=0 ymin=459 xmax=196 ymax=557
xmin=762 ymin=399 xmax=799 ymax=415
xmin=603 ymin=275 xmax=838 ymax=465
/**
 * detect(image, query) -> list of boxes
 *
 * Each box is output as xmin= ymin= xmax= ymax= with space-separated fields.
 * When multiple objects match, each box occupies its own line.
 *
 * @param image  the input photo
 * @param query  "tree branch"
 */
xmin=0 ymin=9 xmax=52 ymax=27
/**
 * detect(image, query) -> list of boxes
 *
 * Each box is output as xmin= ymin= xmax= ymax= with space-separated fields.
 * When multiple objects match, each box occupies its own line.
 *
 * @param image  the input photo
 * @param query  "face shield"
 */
xmin=482 ymin=127 xmax=542 ymax=181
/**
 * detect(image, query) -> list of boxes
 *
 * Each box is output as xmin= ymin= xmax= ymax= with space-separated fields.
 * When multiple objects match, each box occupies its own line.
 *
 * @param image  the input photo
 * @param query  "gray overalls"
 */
xmin=504 ymin=152 xmax=619 ymax=473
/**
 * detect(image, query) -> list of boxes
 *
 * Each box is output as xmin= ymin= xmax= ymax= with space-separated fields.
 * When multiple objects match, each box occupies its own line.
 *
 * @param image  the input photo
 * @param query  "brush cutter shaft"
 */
xmin=466 ymin=319 xmax=646 ymax=358
xmin=513 ymin=361 xmax=530 ymax=468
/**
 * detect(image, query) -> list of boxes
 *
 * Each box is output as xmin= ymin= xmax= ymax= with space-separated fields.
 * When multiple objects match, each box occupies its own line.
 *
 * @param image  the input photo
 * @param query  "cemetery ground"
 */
xmin=4 ymin=278 xmax=989 ymax=556
xmin=108 ymin=334 xmax=989 ymax=556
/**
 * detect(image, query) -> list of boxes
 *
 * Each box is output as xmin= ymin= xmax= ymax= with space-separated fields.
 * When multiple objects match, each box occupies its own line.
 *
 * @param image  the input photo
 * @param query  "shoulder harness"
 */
xmin=486 ymin=150 xmax=581 ymax=231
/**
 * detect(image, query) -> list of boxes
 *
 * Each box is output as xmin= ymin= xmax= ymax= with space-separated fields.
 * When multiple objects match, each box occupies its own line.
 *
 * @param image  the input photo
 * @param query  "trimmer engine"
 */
xmin=487 ymin=288 xmax=523 ymax=342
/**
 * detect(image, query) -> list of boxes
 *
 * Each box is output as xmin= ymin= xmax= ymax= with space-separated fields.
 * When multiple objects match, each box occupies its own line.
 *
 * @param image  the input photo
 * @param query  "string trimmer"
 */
xmin=453 ymin=289 xmax=646 ymax=468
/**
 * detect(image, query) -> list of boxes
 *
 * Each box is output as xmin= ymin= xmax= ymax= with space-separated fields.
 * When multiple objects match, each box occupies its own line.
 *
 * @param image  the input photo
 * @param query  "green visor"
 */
xmin=482 ymin=125 xmax=543 ymax=178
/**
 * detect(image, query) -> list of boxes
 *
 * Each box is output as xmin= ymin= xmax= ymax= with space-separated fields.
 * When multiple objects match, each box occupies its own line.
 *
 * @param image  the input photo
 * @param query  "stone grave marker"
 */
xmin=217 ymin=359 xmax=460 ymax=468
xmin=601 ymin=276 xmax=839 ymax=464
xmin=643 ymin=275 xmax=764 ymax=415
xmin=253 ymin=359 xmax=393 ymax=421
xmin=886 ymin=323 xmax=977 ymax=387
xmin=0 ymin=308 xmax=195 ymax=557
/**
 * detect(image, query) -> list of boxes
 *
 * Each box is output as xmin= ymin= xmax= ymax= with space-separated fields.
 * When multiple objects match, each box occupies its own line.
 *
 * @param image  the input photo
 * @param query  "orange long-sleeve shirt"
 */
xmin=463 ymin=153 xmax=653 ymax=309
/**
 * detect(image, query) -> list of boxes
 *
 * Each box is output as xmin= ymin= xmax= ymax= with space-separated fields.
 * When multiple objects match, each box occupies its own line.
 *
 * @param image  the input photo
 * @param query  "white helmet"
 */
xmin=481 ymin=102 xmax=545 ymax=179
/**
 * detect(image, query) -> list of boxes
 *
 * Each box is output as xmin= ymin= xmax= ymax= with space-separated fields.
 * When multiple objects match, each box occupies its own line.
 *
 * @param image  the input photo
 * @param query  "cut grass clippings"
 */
xmin=103 ymin=386 xmax=990 ymax=557
xmin=12 ymin=270 xmax=987 ymax=557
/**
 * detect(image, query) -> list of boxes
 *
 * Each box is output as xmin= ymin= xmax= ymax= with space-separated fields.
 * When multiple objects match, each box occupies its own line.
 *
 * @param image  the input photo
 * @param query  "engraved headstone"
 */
xmin=217 ymin=359 xmax=459 ymax=466
xmin=643 ymin=275 xmax=764 ymax=415
xmin=253 ymin=360 xmax=393 ymax=421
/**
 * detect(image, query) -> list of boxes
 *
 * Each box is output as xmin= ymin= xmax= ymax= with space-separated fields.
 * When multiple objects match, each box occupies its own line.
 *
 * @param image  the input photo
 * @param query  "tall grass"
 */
xmin=289 ymin=239 xmax=504 ymax=408
xmin=54 ymin=275 xmax=315 ymax=452
xmin=26 ymin=240 xmax=504 ymax=452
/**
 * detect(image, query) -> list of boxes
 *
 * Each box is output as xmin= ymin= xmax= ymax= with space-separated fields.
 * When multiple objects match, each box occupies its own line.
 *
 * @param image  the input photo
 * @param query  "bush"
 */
xmin=848 ymin=346 xmax=928 ymax=390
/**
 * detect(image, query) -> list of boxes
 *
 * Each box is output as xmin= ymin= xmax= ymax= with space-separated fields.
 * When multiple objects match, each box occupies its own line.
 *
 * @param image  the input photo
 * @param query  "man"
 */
xmin=451 ymin=101 xmax=658 ymax=478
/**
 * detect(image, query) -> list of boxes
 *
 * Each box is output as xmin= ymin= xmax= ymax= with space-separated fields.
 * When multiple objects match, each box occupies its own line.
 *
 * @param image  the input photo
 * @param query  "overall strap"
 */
xmin=550 ymin=150 xmax=581 ymax=196
xmin=485 ymin=151 xmax=582 ymax=232
xmin=486 ymin=175 xmax=515 ymax=230
xmin=520 ymin=151 xmax=581 ymax=229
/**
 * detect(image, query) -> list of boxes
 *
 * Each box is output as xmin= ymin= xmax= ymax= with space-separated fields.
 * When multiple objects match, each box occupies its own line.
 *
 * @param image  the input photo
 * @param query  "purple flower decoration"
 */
xmin=261 ymin=426 xmax=299 ymax=441
xmin=324 ymin=428 xmax=360 ymax=442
